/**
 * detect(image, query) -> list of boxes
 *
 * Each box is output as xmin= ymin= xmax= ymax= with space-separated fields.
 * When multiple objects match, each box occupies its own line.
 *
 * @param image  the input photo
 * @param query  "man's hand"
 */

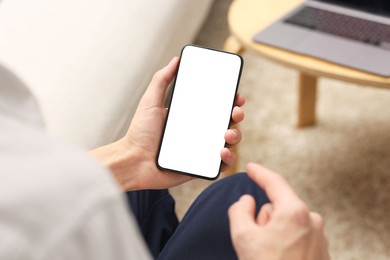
xmin=228 ymin=163 xmax=330 ymax=260
xmin=90 ymin=57 xmax=245 ymax=191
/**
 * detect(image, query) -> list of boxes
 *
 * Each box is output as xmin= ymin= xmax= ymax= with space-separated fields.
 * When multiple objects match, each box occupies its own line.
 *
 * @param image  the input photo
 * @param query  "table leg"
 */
xmin=223 ymin=35 xmax=245 ymax=175
xmin=224 ymin=35 xmax=244 ymax=54
xmin=297 ymin=73 xmax=317 ymax=127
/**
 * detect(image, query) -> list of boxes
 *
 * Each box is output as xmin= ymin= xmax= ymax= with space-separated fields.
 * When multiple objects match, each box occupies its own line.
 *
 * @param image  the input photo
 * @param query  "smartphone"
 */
xmin=157 ymin=45 xmax=243 ymax=180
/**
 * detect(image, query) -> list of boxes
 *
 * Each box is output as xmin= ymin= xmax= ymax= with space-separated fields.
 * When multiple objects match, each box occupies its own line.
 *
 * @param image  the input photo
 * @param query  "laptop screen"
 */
xmin=316 ymin=0 xmax=390 ymax=17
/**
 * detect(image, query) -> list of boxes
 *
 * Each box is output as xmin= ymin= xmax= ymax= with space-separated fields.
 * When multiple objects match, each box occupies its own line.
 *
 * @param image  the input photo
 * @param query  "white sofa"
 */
xmin=0 ymin=0 xmax=214 ymax=148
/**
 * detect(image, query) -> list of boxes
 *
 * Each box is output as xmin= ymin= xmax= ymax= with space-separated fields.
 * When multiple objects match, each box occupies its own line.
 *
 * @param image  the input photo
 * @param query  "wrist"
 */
xmin=89 ymin=138 xmax=142 ymax=191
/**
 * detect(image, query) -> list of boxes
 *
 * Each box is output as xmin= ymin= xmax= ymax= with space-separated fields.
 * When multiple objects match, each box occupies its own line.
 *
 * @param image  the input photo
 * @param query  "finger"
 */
xmin=246 ymin=163 xmax=300 ymax=205
xmin=220 ymin=148 xmax=236 ymax=172
xmin=310 ymin=212 xmax=330 ymax=258
xmin=310 ymin=212 xmax=325 ymax=230
xmin=234 ymin=93 xmax=245 ymax=107
xmin=224 ymin=128 xmax=241 ymax=146
xmin=231 ymin=106 xmax=245 ymax=125
xmin=257 ymin=203 xmax=273 ymax=226
xmin=140 ymin=57 xmax=179 ymax=108
xmin=323 ymin=232 xmax=330 ymax=253
xmin=228 ymin=195 xmax=258 ymax=238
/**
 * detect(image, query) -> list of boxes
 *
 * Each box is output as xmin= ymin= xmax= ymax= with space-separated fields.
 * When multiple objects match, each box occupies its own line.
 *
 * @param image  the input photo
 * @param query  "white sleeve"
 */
xmin=0 ymin=63 xmax=152 ymax=260
xmin=45 ymin=195 xmax=152 ymax=260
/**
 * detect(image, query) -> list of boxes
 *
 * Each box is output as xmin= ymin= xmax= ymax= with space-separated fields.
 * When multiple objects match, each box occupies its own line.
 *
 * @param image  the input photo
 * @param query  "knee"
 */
xmin=226 ymin=173 xmax=269 ymax=212
xmin=221 ymin=172 xmax=259 ymax=191
xmin=212 ymin=173 xmax=269 ymax=205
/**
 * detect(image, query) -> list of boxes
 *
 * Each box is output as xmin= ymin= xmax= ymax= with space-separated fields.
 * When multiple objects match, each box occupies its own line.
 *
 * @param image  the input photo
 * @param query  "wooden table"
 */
xmin=224 ymin=0 xmax=390 ymax=127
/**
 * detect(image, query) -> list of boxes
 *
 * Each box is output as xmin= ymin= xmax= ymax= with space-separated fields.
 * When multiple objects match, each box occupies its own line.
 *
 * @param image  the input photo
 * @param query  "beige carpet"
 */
xmin=170 ymin=0 xmax=390 ymax=259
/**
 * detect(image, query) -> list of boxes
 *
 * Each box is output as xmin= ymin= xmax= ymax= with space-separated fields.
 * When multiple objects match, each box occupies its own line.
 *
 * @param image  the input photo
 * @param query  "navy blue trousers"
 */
xmin=126 ymin=173 xmax=269 ymax=259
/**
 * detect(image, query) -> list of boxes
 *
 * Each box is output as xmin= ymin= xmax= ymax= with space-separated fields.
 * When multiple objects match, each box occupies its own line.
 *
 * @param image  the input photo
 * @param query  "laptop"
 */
xmin=253 ymin=0 xmax=390 ymax=77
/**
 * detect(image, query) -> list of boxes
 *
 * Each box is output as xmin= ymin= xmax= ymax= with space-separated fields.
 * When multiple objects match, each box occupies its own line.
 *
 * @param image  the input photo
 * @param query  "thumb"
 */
xmin=140 ymin=57 xmax=179 ymax=108
xmin=228 ymin=195 xmax=258 ymax=240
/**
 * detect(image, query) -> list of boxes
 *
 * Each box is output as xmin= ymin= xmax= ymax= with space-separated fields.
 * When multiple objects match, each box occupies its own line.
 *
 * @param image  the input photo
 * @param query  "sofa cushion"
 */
xmin=0 ymin=0 xmax=213 ymax=148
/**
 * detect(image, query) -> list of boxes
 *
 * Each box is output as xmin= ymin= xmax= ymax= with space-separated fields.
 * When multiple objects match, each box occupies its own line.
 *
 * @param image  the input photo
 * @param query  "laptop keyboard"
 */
xmin=284 ymin=6 xmax=390 ymax=50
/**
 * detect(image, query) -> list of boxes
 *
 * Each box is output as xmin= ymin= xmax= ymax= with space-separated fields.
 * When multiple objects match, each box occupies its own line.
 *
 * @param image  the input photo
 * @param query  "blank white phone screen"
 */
xmin=157 ymin=45 xmax=243 ymax=179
